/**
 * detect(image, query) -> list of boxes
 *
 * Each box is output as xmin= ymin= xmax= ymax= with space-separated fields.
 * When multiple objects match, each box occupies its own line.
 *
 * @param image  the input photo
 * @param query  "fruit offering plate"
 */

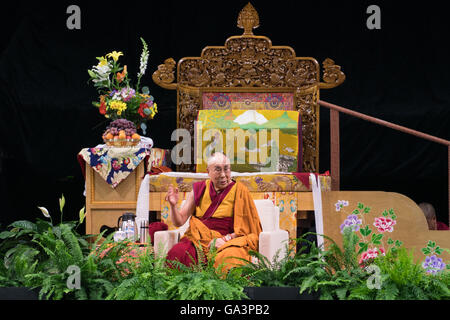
xmin=103 ymin=138 xmax=141 ymax=147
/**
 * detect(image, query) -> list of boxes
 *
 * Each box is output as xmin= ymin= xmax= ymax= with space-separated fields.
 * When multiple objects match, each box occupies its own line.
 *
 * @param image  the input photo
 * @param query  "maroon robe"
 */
xmin=166 ymin=180 xmax=235 ymax=267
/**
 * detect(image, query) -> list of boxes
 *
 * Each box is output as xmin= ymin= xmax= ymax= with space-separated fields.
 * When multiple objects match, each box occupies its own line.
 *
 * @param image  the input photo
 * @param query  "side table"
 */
xmin=84 ymin=162 xmax=146 ymax=235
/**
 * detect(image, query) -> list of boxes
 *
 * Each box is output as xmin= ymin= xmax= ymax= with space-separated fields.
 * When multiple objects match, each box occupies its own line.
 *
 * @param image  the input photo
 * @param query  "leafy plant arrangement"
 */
xmin=368 ymin=246 xmax=450 ymax=300
xmin=0 ymin=198 xmax=254 ymax=301
xmin=236 ymin=230 xmax=380 ymax=300
xmin=295 ymin=228 xmax=373 ymax=300
xmin=1 ymin=195 xmax=448 ymax=300
xmin=237 ymin=235 xmax=323 ymax=288
xmin=296 ymin=200 xmax=450 ymax=300
xmin=236 ymin=205 xmax=386 ymax=299
xmin=107 ymin=240 xmax=254 ymax=300
xmin=236 ymin=199 xmax=450 ymax=300
xmin=104 ymin=249 xmax=169 ymax=300
xmin=0 ymin=195 xmax=130 ymax=299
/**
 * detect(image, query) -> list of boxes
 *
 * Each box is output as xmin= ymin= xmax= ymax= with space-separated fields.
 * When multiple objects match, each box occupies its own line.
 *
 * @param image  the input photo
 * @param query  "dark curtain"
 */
xmin=1 ymin=0 xmax=449 ymax=228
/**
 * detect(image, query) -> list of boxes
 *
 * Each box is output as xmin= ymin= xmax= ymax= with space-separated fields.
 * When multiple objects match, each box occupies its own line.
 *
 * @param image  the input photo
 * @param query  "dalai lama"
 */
xmin=165 ymin=152 xmax=262 ymax=271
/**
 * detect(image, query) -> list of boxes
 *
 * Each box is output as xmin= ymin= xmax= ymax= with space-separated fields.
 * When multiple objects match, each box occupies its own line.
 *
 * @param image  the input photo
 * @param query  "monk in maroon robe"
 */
xmin=165 ymin=153 xmax=262 ymax=271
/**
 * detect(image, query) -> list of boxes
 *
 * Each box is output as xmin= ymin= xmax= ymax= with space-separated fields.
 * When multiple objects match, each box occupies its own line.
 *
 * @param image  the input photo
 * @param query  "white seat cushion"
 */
xmin=253 ymin=199 xmax=279 ymax=232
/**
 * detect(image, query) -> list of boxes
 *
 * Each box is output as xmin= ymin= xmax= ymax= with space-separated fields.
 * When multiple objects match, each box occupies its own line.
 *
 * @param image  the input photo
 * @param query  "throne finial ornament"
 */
xmin=237 ymin=2 xmax=260 ymax=35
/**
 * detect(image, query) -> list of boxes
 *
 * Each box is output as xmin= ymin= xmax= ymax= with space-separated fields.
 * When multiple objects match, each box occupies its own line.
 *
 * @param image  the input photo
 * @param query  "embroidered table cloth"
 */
xmin=78 ymin=146 xmax=150 ymax=188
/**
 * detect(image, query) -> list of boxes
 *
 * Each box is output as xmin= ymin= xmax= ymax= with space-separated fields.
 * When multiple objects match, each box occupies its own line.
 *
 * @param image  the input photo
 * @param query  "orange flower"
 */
xmin=116 ymin=65 xmax=127 ymax=83
xmin=99 ymin=95 xmax=107 ymax=115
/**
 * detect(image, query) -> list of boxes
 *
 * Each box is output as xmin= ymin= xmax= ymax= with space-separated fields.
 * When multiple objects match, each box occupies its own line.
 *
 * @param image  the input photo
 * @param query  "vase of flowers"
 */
xmin=88 ymin=37 xmax=157 ymax=135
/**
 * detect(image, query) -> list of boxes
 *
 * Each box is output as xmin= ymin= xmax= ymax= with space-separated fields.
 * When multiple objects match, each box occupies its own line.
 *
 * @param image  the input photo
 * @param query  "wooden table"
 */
xmin=85 ymin=162 xmax=145 ymax=235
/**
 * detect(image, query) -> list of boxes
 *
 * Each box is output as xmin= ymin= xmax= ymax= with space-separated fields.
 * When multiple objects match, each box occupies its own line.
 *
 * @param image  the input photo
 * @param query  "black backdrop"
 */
xmin=1 ymin=0 xmax=449 ymax=229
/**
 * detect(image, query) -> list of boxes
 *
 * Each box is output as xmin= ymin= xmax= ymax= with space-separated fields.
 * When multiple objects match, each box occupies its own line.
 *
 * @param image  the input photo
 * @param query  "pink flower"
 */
xmin=359 ymin=247 xmax=385 ymax=266
xmin=373 ymin=216 xmax=396 ymax=232
xmin=112 ymin=159 xmax=121 ymax=171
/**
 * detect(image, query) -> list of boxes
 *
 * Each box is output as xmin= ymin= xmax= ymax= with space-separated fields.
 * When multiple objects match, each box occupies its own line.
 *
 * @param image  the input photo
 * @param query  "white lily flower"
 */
xmin=59 ymin=194 xmax=66 ymax=212
xmin=37 ymin=206 xmax=51 ymax=218
xmin=91 ymin=62 xmax=112 ymax=84
xmin=79 ymin=206 xmax=86 ymax=224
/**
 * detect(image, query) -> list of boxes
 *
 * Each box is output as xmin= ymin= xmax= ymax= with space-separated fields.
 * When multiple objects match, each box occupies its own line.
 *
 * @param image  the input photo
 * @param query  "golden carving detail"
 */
xmin=295 ymin=86 xmax=320 ymax=172
xmin=176 ymin=88 xmax=200 ymax=172
xmin=237 ymin=2 xmax=260 ymax=35
xmin=318 ymin=58 xmax=346 ymax=89
xmin=152 ymin=58 xmax=177 ymax=90
xmin=179 ymin=37 xmax=318 ymax=89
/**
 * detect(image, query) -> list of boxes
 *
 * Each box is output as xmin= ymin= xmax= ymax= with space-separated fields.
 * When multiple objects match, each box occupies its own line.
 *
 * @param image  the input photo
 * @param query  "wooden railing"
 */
xmin=318 ymin=99 xmax=450 ymax=223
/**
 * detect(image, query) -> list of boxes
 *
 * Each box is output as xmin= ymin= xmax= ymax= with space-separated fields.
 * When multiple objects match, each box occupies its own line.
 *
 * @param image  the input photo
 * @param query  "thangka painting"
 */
xmin=195 ymin=109 xmax=301 ymax=173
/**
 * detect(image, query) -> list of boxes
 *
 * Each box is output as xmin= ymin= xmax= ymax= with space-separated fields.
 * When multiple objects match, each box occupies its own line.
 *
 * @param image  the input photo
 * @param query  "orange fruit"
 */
xmin=118 ymin=130 xmax=126 ymax=139
xmin=105 ymin=133 xmax=114 ymax=140
xmin=131 ymin=133 xmax=140 ymax=140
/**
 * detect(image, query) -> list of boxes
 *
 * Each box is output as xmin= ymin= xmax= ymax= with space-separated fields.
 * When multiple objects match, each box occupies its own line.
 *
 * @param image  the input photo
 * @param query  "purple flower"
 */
xmin=335 ymin=200 xmax=349 ymax=212
xmin=255 ymin=177 xmax=263 ymax=184
xmin=120 ymin=87 xmax=136 ymax=102
xmin=176 ymin=177 xmax=184 ymax=184
xmin=340 ymin=214 xmax=362 ymax=233
xmin=422 ymin=255 xmax=446 ymax=274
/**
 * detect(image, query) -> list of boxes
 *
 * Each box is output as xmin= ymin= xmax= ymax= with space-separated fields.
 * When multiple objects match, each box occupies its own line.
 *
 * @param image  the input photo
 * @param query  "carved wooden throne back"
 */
xmin=153 ymin=3 xmax=345 ymax=172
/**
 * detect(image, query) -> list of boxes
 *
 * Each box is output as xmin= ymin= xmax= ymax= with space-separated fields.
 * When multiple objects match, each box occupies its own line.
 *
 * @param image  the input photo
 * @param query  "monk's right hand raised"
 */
xmin=166 ymin=185 xmax=179 ymax=206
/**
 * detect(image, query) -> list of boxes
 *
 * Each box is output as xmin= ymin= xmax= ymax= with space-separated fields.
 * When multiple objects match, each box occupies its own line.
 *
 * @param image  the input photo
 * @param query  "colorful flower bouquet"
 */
xmin=88 ymin=38 xmax=157 ymax=135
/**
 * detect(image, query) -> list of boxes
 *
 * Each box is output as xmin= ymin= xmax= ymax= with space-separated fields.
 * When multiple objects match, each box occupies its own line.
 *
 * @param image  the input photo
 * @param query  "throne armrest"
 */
xmin=258 ymin=229 xmax=289 ymax=264
xmin=154 ymin=229 xmax=181 ymax=258
xmin=154 ymin=206 xmax=190 ymax=258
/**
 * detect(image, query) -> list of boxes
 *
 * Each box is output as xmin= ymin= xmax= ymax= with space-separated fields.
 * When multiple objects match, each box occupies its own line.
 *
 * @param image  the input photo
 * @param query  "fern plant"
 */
xmin=0 ymin=195 xmax=123 ymax=299
xmin=107 ymin=240 xmax=252 ymax=300
xmin=2 ymin=195 xmax=448 ymax=301
xmin=165 ymin=244 xmax=251 ymax=300
xmin=297 ymin=228 xmax=371 ymax=300
xmin=105 ymin=245 xmax=169 ymax=300
xmin=236 ymin=229 xmax=368 ymax=299
xmin=237 ymin=234 xmax=321 ymax=288
xmin=370 ymin=247 xmax=450 ymax=300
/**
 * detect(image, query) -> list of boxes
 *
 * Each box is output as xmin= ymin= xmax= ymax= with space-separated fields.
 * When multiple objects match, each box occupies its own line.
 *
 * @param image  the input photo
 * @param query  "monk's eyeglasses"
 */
xmin=213 ymin=166 xmax=230 ymax=173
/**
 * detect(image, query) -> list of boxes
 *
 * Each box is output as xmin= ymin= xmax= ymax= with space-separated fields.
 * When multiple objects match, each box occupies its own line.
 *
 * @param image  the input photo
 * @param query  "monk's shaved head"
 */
xmin=207 ymin=152 xmax=230 ymax=168
xmin=206 ymin=152 xmax=232 ymax=191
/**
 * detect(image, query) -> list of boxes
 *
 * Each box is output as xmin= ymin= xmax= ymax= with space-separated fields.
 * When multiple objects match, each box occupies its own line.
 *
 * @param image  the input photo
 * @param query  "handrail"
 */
xmin=318 ymin=99 xmax=450 ymax=224
xmin=319 ymin=100 xmax=450 ymax=146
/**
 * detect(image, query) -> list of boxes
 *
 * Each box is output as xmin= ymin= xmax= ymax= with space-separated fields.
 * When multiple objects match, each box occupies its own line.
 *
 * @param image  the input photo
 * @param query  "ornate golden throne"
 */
xmin=147 ymin=3 xmax=345 ymax=243
xmin=152 ymin=3 xmax=345 ymax=174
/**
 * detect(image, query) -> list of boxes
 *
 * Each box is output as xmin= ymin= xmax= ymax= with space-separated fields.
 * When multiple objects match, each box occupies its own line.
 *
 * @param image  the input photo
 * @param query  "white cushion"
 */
xmin=253 ymin=199 xmax=279 ymax=232
xmin=259 ymin=229 xmax=289 ymax=264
